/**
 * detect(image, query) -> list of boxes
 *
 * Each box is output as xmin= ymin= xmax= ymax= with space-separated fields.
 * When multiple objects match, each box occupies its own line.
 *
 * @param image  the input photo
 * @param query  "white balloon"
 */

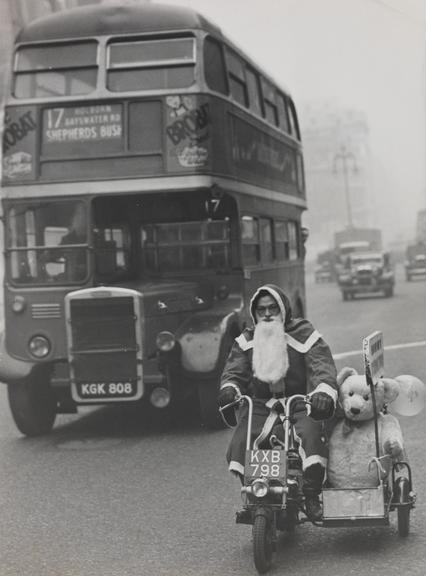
xmin=392 ymin=375 xmax=426 ymax=416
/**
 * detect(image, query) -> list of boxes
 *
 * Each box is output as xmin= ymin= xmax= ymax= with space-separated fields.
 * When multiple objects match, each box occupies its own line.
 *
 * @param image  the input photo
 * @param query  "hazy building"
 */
xmin=300 ymin=101 xmax=375 ymax=258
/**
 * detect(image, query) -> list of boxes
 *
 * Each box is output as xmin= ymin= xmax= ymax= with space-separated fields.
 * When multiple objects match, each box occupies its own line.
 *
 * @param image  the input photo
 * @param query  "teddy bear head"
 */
xmin=337 ymin=367 xmax=400 ymax=422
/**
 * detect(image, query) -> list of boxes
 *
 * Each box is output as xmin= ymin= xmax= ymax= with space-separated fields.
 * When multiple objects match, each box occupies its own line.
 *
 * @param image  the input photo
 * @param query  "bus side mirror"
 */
xmin=301 ymin=227 xmax=309 ymax=243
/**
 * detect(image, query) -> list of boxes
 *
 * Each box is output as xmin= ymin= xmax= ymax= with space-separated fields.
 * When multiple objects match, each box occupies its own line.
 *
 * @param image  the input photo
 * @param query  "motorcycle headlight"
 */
xmin=28 ymin=335 xmax=51 ymax=358
xmin=252 ymin=478 xmax=269 ymax=498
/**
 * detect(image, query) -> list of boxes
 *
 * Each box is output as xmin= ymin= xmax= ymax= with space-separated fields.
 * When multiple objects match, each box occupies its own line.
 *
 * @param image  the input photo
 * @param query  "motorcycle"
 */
xmin=221 ymin=393 xmax=313 ymax=573
xmin=220 ymin=390 xmax=416 ymax=574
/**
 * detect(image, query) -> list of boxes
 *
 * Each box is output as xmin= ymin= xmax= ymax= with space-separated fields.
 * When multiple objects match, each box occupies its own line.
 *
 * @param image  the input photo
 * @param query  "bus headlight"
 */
xmin=156 ymin=331 xmax=176 ymax=352
xmin=28 ymin=335 xmax=51 ymax=358
xmin=252 ymin=478 xmax=269 ymax=498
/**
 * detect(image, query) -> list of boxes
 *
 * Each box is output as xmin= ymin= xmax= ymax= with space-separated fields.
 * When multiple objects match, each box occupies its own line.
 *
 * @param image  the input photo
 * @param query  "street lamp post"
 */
xmin=333 ymin=145 xmax=357 ymax=228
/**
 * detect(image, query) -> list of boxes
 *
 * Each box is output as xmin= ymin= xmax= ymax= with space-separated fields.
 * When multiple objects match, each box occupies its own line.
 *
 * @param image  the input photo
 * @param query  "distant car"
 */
xmin=405 ymin=253 xmax=426 ymax=281
xmin=314 ymin=262 xmax=333 ymax=283
xmin=337 ymin=251 xmax=394 ymax=300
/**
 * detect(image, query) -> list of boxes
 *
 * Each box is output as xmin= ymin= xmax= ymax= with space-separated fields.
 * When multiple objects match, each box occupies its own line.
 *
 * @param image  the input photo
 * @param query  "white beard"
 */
xmin=252 ymin=319 xmax=289 ymax=395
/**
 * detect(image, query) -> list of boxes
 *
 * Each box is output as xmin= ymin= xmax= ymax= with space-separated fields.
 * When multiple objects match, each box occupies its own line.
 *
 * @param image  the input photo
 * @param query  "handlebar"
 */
xmin=218 ymin=396 xmax=244 ymax=414
xmin=218 ymin=393 xmax=311 ymax=437
xmin=219 ymin=393 xmax=311 ymax=415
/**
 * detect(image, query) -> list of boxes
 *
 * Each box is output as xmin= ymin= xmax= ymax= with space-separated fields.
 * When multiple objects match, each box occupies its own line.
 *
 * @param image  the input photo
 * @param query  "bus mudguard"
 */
xmin=0 ymin=331 xmax=34 ymax=383
xmin=177 ymin=311 xmax=240 ymax=375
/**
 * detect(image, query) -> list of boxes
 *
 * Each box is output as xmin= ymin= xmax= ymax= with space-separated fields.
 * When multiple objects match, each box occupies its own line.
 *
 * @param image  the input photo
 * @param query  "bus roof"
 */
xmin=16 ymin=2 xmax=222 ymax=43
xmin=14 ymin=2 xmax=292 ymax=97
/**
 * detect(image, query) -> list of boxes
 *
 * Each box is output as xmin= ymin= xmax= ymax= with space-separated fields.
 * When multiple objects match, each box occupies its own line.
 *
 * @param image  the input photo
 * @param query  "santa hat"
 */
xmin=249 ymin=284 xmax=293 ymax=327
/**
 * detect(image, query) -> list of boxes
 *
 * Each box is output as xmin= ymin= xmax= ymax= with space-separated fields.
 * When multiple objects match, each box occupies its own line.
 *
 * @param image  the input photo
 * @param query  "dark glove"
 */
xmin=271 ymin=399 xmax=285 ymax=414
xmin=218 ymin=386 xmax=238 ymax=409
xmin=309 ymin=391 xmax=334 ymax=420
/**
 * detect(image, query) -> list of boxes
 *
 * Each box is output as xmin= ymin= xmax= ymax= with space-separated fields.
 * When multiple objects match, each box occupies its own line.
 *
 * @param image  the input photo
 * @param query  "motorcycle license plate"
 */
xmin=244 ymin=449 xmax=285 ymax=479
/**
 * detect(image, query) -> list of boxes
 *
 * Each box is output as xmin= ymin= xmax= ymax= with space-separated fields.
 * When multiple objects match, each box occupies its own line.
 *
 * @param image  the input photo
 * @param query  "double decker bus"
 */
xmin=0 ymin=3 xmax=307 ymax=436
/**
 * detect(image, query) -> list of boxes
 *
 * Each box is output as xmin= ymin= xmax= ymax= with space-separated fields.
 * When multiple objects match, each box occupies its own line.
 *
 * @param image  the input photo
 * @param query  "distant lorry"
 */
xmin=404 ymin=209 xmax=426 ymax=282
xmin=334 ymin=227 xmax=382 ymax=252
xmin=416 ymin=209 xmax=426 ymax=243
xmin=333 ymin=227 xmax=383 ymax=276
xmin=405 ymin=244 xmax=426 ymax=280
xmin=405 ymin=210 xmax=426 ymax=281
xmin=314 ymin=249 xmax=335 ymax=283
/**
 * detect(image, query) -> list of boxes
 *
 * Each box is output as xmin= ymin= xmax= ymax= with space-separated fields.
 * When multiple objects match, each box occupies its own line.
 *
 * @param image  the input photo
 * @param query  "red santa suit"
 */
xmin=220 ymin=284 xmax=337 ymax=490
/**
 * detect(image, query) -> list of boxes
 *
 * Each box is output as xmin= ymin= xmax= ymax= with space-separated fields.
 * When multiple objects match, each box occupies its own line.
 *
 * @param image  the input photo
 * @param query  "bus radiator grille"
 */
xmin=68 ymin=296 xmax=139 ymax=382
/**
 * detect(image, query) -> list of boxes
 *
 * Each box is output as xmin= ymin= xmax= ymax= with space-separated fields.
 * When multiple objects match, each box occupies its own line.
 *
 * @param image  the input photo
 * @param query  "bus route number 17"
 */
xmin=47 ymin=108 xmax=65 ymax=129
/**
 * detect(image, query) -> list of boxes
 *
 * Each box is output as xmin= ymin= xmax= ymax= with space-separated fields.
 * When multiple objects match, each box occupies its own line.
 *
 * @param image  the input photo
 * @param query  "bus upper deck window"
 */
xmin=203 ymin=37 xmax=228 ymax=95
xmin=277 ymin=93 xmax=290 ymax=133
xmin=13 ymin=42 xmax=98 ymax=99
xmin=261 ymin=79 xmax=278 ymax=126
xmin=107 ymin=37 xmax=196 ymax=92
xmin=287 ymin=99 xmax=301 ymax=140
xmin=225 ymin=49 xmax=248 ymax=108
xmin=245 ymin=68 xmax=262 ymax=117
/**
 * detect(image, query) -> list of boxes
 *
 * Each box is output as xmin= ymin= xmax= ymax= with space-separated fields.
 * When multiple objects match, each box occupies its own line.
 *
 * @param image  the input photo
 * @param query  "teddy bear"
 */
xmin=327 ymin=367 xmax=404 ymax=489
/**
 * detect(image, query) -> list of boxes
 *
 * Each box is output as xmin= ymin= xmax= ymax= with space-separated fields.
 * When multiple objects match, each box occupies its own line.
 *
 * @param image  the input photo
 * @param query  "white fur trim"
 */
xmin=220 ymin=382 xmax=240 ymax=393
xmin=292 ymin=429 xmax=327 ymax=470
xmin=285 ymin=330 xmax=321 ymax=353
xmin=303 ymin=455 xmax=327 ymax=471
xmin=229 ymin=460 xmax=245 ymax=476
xmin=253 ymin=409 xmax=279 ymax=449
xmin=293 ymin=427 xmax=305 ymax=462
xmin=313 ymin=383 xmax=338 ymax=405
xmin=235 ymin=333 xmax=253 ymax=351
xmin=265 ymin=397 xmax=285 ymax=410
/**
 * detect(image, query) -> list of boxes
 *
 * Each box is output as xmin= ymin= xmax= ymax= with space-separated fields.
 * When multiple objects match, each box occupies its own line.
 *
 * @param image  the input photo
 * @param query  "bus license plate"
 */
xmin=75 ymin=381 xmax=137 ymax=400
xmin=244 ymin=449 xmax=285 ymax=479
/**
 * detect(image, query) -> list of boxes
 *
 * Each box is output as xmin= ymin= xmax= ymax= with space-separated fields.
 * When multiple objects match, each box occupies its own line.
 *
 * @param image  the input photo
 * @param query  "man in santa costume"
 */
xmin=218 ymin=284 xmax=337 ymax=520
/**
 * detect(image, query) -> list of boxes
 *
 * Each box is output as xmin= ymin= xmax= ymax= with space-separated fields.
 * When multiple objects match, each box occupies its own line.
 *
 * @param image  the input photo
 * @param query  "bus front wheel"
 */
xmin=8 ymin=373 xmax=56 ymax=437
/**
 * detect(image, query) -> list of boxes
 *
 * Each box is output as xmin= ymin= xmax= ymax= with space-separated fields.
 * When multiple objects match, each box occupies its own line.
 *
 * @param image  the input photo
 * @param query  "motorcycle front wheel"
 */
xmin=253 ymin=514 xmax=273 ymax=574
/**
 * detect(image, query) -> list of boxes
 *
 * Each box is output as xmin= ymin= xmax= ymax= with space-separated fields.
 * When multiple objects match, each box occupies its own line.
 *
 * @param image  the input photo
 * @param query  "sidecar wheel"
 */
xmin=398 ymin=505 xmax=410 ymax=537
xmin=395 ymin=477 xmax=411 ymax=537
xmin=253 ymin=514 xmax=273 ymax=574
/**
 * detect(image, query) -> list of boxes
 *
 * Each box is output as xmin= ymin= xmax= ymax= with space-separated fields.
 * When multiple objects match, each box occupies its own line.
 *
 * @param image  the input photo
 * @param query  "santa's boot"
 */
xmin=303 ymin=463 xmax=325 ymax=521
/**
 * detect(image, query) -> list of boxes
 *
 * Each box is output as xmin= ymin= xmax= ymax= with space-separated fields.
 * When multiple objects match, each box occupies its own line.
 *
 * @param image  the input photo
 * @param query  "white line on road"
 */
xmin=333 ymin=339 xmax=426 ymax=360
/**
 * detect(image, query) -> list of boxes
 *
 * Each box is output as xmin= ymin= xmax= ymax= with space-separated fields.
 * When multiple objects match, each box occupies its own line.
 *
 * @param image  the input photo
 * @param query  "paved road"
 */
xmin=1 ymin=267 xmax=425 ymax=576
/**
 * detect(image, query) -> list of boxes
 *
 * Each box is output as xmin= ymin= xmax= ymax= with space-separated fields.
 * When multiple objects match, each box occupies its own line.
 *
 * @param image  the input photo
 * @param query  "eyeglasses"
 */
xmin=255 ymin=304 xmax=280 ymax=316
